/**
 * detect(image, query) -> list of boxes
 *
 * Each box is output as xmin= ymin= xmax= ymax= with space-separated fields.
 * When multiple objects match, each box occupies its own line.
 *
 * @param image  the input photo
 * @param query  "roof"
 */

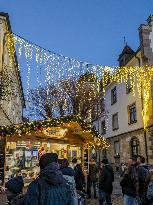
xmin=147 ymin=15 xmax=153 ymax=24
xmin=0 ymin=12 xmax=25 ymax=107
xmin=118 ymin=44 xmax=135 ymax=61
xmin=0 ymin=115 xmax=109 ymax=149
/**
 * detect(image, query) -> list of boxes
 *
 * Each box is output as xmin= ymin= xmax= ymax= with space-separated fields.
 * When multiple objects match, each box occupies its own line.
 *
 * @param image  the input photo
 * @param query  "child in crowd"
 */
xmin=5 ymin=176 xmax=24 ymax=205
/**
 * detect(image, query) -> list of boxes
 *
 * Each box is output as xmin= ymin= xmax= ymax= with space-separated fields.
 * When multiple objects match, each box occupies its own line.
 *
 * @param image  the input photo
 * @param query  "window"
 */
xmin=131 ymin=138 xmax=140 ymax=157
xmin=111 ymin=86 xmax=117 ymax=105
xmin=101 ymin=120 xmax=106 ymax=135
xmin=112 ymin=113 xmax=119 ymax=130
xmin=128 ymin=103 xmax=137 ymax=124
xmin=114 ymin=141 xmax=120 ymax=156
xmin=126 ymin=78 xmax=132 ymax=94
xmin=100 ymin=98 xmax=105 ymax=113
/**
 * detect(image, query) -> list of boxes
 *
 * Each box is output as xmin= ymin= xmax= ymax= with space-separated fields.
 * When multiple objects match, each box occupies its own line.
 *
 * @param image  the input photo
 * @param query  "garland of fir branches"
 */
xmin=0 ymin=115 xmax=109 ymax=148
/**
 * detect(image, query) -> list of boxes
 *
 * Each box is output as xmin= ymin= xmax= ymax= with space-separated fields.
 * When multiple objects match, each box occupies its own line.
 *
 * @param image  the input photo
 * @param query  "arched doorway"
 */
xmin=130 ymin=137 xmax=140 ymax=157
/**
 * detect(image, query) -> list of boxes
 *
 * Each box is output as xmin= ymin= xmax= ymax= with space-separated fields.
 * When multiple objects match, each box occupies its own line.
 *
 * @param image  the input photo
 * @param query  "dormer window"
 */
xmin=118 ymin=45 xmax=135 ymax=66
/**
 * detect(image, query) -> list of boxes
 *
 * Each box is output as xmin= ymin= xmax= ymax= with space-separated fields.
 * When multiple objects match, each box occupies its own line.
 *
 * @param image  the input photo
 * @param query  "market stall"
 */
xmin=0 ymin=115 xmax=109 ymax=185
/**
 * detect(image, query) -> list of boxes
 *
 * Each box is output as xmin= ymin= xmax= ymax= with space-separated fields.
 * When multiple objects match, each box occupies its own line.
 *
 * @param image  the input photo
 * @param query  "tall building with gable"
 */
xmin=0 ymin=12 xmax=25 ymax=125
xmin=92 ymin=15 xmax=153 ymax=165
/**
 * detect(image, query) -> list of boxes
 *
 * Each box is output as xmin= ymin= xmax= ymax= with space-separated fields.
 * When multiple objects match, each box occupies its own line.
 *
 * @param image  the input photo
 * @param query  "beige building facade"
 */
xmin=92 ymin=15 xmax=153 ymax=165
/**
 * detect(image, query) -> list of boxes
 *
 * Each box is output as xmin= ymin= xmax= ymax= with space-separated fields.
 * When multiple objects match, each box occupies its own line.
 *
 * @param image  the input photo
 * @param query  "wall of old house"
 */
xmin=107 ymin=128 xmax=146 ymax=164
xmin=139 ymin=16 xmax=153 ymax=164
xmin=93 ymin=16 xmax=153 ymax=164
xmin=0 ymin=14 xmax=23 ymax=126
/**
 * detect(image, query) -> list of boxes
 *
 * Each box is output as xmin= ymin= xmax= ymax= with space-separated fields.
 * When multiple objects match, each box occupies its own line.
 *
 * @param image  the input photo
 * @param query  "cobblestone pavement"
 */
xmin=87 ymin=173 xmax=123 ymax=205
xmin=0 ymin=174 xmax=123 ymax=205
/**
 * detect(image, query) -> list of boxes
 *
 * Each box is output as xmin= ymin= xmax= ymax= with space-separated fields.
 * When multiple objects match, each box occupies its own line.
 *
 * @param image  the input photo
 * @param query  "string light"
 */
xmin=23 ymin=42 xmax=33 ymax=111
xmin=6 ymin=33 xmax=16 ymax=67
xmin=5 ymin=32 xmax=153 ymax=150
xmin=101 ymin=66 xmax=153 ymax=129
xmin=0 ymin=115 xmax=109 ymax=149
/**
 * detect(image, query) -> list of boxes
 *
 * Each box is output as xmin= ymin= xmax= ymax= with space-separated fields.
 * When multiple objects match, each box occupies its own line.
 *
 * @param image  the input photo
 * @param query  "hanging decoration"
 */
xmin=101 ymin=66 xmax=153 ymax=129
xmin=5 ymin=32 xmax=153 ymax=132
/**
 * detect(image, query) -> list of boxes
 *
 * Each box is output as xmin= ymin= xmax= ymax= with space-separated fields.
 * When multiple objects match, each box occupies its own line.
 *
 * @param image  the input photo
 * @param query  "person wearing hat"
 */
xmin=5 ymin=176 xmax=24 ymax=205
xmin=24 ymin=153 xmax=74 ymax=205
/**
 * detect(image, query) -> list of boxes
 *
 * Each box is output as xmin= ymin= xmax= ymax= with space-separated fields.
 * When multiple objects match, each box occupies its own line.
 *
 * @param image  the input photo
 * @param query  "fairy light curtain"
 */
xmin=7 ymin=33 xmax=103 ymax=119
xmin=6 ymin=32 xmax=153 ymax=130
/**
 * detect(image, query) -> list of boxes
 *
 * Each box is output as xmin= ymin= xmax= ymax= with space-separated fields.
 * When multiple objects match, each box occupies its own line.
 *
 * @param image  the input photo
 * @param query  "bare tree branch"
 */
xmin=28 ymin=72 xmax=104 ymax=120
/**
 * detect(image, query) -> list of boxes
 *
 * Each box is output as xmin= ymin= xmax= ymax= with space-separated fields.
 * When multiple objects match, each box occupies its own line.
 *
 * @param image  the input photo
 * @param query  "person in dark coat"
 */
xmin=87 ymin=159 xmax=98 ymax=199
xmin=24 ymin=153 xmax=74 ymax=205
xmin=147 ymin=170 xmax=153 ymax=205
xmin=72 ymin=158 xmax=85 ymax=192
xmin=137 ymin=156 xmax=150 ymax=205
xmin=120 ymin=157 xmax=139 ymax=205
xmin=5 ymin=176 xmax=24 ymax=205
xmin=99 ymin=158 xmax=114 ymax=205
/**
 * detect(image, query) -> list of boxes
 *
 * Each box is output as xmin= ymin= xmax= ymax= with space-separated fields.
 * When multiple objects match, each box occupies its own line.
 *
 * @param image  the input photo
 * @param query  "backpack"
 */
xmin=137 ymin=165 xmax=150 ymax=204
xmin=137 ymin=165 xmax=150 ymax=183
xmin=120 ymin=165 xmax=139 ymax=196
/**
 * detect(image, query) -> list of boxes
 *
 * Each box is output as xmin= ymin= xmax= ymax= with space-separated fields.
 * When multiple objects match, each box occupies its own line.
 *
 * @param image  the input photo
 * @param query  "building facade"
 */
xmin=92 ymin=15 xmax=153 ymax=165
xmin=0 ymin=12 xmax=24 ymax=126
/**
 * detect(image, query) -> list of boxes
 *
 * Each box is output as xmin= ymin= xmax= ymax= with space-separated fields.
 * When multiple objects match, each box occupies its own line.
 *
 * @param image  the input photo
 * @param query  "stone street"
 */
xmin=87 ymin=173 xmax=123 ymax=205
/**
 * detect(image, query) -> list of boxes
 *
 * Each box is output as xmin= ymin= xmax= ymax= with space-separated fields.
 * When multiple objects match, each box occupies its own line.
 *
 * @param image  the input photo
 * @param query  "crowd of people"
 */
xmin=0 ymin=153 xmax=86 ymax=205
xmin=1 ymin=153 xmax=153 ymax=205
xmin=120 ymin=156 xmax=152 ymax=205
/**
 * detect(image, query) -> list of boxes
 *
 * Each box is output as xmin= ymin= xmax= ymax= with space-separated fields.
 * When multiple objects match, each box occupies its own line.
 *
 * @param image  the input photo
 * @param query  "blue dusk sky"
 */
xmin=0 ymin=0 xmax=153 ymax=66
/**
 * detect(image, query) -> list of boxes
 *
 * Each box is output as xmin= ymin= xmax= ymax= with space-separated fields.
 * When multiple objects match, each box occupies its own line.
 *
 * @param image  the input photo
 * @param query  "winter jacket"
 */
xmin=137 ymin=164 xmax=150 ymax=193
xmin=99 ymin=164 xmax=114 ymax=194
xmin=24 ymin=162 xmax=74 ymax=205
xmin=74 ymin=164 xmax=85 ymax=191
xmin=89 ymin=163 xmax=98 ymax=182
xmin=147 ymin=181 xmax=153 ymax=205
xmin=120 ymin=165 xmax=139 ymax=197
xmin=11 ymin=194 xmax=25 ymax=205
xmin=137 ymin=164 xmax=150 ymax=204
xmin=61 ymin=167 xmax=78 ymax=205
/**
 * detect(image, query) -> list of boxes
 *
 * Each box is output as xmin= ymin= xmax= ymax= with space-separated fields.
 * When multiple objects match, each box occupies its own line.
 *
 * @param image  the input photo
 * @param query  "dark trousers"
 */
xmin=99 ymin=190 xmax=112 ymax=205
xmin=87 ymin=176 xmax=97 ymax=198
